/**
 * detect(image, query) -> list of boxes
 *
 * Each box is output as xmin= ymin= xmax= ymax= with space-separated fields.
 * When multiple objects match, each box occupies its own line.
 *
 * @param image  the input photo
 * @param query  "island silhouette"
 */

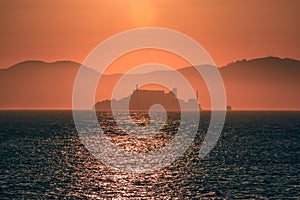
xmin=95 ymin=87 xmax=201 ymax=112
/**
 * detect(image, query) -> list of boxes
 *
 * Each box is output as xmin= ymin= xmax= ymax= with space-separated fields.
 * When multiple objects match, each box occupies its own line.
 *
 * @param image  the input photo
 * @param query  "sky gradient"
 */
xmin=0 ymin=0 xmax=299 ymax=69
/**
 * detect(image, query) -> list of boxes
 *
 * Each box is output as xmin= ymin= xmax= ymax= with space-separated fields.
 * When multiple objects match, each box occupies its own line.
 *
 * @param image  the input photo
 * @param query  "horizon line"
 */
xmin=1 ymin=109 xmax=300 ymax=112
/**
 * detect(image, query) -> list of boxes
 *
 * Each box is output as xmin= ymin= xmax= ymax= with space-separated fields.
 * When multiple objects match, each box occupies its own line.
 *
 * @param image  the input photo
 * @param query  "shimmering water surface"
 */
xmin=0 ymin=111 xmax=299 ymax=199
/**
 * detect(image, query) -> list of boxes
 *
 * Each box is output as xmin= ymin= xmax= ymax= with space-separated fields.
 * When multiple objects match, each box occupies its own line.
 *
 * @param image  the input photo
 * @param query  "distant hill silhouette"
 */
xmin=220 ymin=57 xmax=300 ymax=110
xmin=0 ymin=61 xmax=80 ymax=109
xmin=0 ymin=56 xmax=299 ymax=110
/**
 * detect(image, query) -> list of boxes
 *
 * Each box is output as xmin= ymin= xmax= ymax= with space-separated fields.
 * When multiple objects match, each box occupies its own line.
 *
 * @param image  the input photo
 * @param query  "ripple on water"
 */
xmin=0 ymin=111 xmax=299 ymax=199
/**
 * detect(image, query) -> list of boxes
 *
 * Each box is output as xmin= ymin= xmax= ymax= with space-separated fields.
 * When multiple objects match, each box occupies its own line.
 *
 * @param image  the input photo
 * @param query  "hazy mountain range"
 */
xmin=0 ymin=56 xmax=299 ymax=110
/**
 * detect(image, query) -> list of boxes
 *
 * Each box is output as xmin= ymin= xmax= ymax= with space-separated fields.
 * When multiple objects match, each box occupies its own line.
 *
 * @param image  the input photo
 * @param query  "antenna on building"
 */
xmin=172 ymin=88 xmax=177 ymax=96
xmin=136 ymin=83 xmax=139 ymax=91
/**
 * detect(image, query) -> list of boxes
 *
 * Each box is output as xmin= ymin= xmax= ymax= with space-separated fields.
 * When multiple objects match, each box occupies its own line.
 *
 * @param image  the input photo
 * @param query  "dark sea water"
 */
xmin=0 ymin=111 xmax=299 ymax=199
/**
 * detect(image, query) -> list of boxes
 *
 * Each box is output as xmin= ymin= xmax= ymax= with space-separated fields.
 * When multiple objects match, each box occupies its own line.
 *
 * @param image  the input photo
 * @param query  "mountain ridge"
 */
xmin=2 ymin=56 xmax=299 ymax=72
xmin=0 ymin=56 xmax=299 ymax=110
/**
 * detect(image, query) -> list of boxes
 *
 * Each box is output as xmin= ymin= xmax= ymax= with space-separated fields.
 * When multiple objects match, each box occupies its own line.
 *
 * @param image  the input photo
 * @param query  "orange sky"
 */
xmin=0 ymin=0 xmax=299 ymax=70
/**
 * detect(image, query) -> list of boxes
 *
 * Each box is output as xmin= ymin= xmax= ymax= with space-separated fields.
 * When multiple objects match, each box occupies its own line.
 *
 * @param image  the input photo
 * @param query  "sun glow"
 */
xmin=130 ymin=0 xmax=156 ymax=26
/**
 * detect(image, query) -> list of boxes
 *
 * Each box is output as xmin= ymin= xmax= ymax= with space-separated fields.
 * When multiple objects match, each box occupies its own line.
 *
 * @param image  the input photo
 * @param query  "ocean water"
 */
xmin=0 ymin=111 xmax=299 ymax=199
